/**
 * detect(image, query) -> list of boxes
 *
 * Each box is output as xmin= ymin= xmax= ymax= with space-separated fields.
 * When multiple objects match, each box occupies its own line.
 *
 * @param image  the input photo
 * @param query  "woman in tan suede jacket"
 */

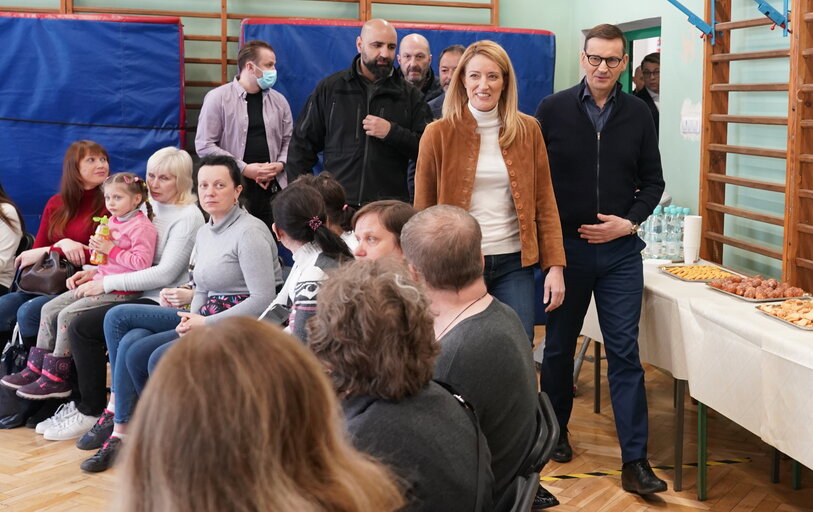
xmin=414 ymin=40 xmax=565 ymax=341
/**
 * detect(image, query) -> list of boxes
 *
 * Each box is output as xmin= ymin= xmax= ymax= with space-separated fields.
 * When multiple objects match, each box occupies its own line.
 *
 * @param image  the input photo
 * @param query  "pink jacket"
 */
xmin=94 ymin=212 xmax=157 ymax=280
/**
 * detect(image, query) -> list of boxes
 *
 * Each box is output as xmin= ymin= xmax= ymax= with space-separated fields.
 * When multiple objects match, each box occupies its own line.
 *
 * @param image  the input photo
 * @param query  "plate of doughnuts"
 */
xmin=707 ymin=275 xmax=807 ymax=302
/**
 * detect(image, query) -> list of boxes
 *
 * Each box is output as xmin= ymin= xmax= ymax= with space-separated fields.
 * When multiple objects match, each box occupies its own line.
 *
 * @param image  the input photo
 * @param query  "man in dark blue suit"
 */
xmin=636 ymin=52 xmax=660 ymax=137
xmin=535 ymin=24 xmax=666 ymax=495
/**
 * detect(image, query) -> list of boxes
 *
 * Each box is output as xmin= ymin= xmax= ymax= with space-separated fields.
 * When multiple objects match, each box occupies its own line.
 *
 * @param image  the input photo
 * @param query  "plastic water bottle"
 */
xmin=679 ymin=207 xmax=690 ymax=259
xmin=665 ymin=206 xmax=681 ymax=260
xmin=662 ymin=207 xmax=672 ymax=260
xmin=647 ymin=205 xmax=663 ymax=259
xmin=639 ymin=216 xmax=649 ymax=257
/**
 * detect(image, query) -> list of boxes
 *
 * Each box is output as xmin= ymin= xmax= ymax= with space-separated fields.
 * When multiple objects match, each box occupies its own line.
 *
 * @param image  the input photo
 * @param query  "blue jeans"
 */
xmin=147 ymin=339 xmax=178 ymax=375
xmin=124 ymin=330 xmax=178 ymax=398
xmin=483 ymin=252 xmax=535 ymax=342
xmin=0 ymin=292 xmax=55 ymax=337
xmin=541 ymin=235 xmax=649 ymax=462
xmin=104 ymin=304 xmax=182 ymax=424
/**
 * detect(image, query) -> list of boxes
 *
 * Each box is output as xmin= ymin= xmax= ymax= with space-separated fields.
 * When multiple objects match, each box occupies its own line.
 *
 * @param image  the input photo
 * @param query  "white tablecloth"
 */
xmin=581 ymin=262 xmax=813 ymax=469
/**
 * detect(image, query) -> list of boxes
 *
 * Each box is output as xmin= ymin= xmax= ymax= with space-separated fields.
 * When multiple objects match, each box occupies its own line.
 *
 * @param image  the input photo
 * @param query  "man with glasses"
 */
xmin=637 ymin=52 xmax=660 ymax=136
xmin=534 ymin=24 xmax=666 ymax=495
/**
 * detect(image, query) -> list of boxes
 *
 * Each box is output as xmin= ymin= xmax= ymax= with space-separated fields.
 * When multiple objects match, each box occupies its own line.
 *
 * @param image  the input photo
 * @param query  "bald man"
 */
xmin=287 ymin=19 xmax=432 ymax=206
xmin=398 ymin=33 xmax=442 ymax=102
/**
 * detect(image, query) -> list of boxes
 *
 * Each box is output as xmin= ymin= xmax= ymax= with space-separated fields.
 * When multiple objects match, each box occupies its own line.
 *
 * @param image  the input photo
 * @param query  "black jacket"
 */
xmin=417 ymin=66 xmax=443 ymax=102
xmin=635 ymin=88 xmax=660 ymax=137
xmin=287 ymin=56 xmax=432 ymax=205
xmin=535 ymin=81 xmax=664 ymax=238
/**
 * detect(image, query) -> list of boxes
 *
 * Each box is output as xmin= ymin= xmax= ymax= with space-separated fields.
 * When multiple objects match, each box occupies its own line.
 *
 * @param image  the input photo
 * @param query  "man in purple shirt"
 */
xmin=195 ymin=40 xmax=293 ymax=229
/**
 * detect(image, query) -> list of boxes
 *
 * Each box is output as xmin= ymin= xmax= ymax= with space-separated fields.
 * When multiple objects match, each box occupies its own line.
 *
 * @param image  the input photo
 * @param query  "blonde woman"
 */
xmin=117 ymin=317 xmax=403 ymax=512
xmin=414 ymin=40 xmax=566 ymax=342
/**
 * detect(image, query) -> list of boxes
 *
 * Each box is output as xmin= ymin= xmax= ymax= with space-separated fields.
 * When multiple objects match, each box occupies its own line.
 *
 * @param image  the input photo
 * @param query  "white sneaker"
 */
xmin=43 ymin=410 xmax=99 ymax=441
xmin=35 ymin=401 xmax=78 ymax=435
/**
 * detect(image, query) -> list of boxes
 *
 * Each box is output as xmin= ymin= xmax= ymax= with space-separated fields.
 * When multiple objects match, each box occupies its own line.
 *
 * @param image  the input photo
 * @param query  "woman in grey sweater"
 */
xmin=33 ymin=147 xmax=204 ymax=443
xmin=78 ymin=154 xmax=281 ymax=473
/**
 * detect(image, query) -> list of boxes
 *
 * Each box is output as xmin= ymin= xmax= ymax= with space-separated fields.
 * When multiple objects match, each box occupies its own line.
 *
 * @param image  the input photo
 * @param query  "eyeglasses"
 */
xmin=585 ymin=54 xmax=623 ymax=69
xmin=642 ymin=70 xmax=660 ymax=77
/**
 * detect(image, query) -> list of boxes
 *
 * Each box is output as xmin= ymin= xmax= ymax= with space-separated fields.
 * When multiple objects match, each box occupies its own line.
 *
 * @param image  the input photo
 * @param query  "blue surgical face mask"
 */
xmin=256 ymin=68 xmax=277 ymax=90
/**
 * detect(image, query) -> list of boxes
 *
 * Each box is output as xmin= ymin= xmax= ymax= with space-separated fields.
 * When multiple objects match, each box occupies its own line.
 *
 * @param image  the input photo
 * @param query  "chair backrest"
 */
xmin=497 ymin=391 xmax=561 ymax=512
xmin=15 ymin=233 xmax=34 ymax=256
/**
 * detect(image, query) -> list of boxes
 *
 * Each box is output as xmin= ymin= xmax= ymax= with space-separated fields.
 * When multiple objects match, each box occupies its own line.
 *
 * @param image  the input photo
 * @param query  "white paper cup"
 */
xmin=683 ymin=215 xmax=702 ymax=248
xmin=683 ymin=245 xmax=700 ymax=264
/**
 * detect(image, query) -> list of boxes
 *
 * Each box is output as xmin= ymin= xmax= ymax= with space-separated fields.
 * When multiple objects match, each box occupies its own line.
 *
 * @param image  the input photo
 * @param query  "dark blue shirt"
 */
xmin=579 ymin=79 xmax=619 ymax=133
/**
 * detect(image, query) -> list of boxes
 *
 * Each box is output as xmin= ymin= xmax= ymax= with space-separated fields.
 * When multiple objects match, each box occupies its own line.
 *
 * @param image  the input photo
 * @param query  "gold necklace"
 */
xmin=436 ymin=292 xmax=488 ymax=340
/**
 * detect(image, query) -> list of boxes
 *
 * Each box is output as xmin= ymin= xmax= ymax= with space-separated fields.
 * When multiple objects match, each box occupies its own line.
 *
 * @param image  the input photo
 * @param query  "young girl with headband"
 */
xmin=2 ymin=172 xmax=157 ymax=401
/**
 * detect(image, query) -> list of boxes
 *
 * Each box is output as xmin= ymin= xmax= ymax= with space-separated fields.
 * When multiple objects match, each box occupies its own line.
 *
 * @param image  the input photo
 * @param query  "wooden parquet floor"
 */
xmin=537 ymin=334 xmax=813 ymax=512
xmin=0 ymin=334 xmax=810 ymax=511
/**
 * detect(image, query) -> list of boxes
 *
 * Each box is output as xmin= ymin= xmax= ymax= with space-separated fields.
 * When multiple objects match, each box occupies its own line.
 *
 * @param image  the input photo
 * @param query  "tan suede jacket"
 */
xmin=414 ymin=108 xmax=566 ymax=270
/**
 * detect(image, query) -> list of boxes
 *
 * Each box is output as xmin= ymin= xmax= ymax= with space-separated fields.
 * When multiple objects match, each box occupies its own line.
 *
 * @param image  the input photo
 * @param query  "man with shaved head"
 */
xmin=401 ymin=205 xmax=560 ymax=510
xmin=287 ymin=19 xmax=432 ymax=206
xmin=398 ymin=33 xmax=442 ymax=102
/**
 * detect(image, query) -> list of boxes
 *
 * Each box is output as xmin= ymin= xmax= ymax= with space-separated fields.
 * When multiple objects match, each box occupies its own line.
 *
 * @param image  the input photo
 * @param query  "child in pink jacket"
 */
xmin=2 ymin=172 xmax=157 ymax=399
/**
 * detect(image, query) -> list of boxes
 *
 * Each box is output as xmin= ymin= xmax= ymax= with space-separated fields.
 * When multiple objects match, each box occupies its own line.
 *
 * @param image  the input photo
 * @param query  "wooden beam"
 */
xmin=797 ymin=223 xmax=813 ymax=235
xmin=707 ymin=143 xmax=786 ymax=159
xmin=0 ymin=6 xmax=59 ymax=12
xmin=711 ymin=49 xmax=791 ymax=62
xmin=226 ymin=12 xmax=354 ymax=20
xmin=802 ymin=154 xmax=813 ymax=164
xmin=699 ymin=0 xmax=733 ymax=264
xmin=704 ymin=232 xmax=782 ymax=259
xmin=72 ymin=6 xmax=220 ymax=17
xmin=797 ymin=257 xmax=813 ymax=270
xmin=710 ymin=83 xmax=788 ymax=92
xmin=784 ymin=0 xmax=811 ymax=284
xmin=220 ymin=0 xmax=228 ymax=83
xmin=185 ymin=35 xmax=239 ymax=42
xmin=706 ymin=174 xmax=786 ymax=193
xmin=706 ymin=202 xmax=784 ymax=226
xmin=799 ymin=189 xmax=813 ymax=199
xmin=186 ymin=57 xmax=236 ymax=65
xmin=708 ymin=114 xmax=787 ymax=125
xmin=185 ymin=80 xmax=224 ymax=87
xmin=715 ymin=17 xmax=773 ymax=30
xmin=373 ymin=0 xmax=489 ymax=7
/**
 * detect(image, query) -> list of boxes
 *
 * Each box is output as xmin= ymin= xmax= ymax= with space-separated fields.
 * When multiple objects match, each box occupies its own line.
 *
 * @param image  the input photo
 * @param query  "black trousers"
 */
xmin=69 ymin=298 xmax=157 ymax=417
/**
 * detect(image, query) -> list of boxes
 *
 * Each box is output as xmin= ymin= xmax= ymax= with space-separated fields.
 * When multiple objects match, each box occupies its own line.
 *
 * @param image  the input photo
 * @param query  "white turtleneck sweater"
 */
xmin=468 ymin=102 xmax=521 ymax=256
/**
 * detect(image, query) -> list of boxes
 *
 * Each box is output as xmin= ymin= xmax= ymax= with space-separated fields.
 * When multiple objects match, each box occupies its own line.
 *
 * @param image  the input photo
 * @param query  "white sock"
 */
xmin=110 ymin=432 xmax=126 ymax=440
xmin=105 ymin=401 xmax=115 ymax=414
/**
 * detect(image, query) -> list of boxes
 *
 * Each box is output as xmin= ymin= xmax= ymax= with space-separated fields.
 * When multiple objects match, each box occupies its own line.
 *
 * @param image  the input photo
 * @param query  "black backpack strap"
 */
xmin=434 ymin=380 xmax=491 ymax=512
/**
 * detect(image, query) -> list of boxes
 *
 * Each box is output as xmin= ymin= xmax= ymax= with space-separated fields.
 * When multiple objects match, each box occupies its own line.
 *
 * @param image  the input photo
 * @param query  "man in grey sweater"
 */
xmin=401 ymin=205 xmax=558 ymax=510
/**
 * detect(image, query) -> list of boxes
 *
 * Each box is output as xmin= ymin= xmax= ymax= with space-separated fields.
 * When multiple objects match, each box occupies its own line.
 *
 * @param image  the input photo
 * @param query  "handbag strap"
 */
xmin=434 ymin=380 xmax=491 ymax=512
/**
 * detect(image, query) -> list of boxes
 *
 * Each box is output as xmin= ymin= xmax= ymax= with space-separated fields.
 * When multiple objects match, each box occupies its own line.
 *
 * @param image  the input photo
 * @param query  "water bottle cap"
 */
xmin=683 ymin=208 xmax=690 ymax=214
xmin=654 ymin=205 xmax=662 ymax=213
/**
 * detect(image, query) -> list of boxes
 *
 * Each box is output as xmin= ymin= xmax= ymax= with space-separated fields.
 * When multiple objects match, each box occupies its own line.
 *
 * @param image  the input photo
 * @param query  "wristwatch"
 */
xmin=628 ymin=220 xmax=639 ymax=235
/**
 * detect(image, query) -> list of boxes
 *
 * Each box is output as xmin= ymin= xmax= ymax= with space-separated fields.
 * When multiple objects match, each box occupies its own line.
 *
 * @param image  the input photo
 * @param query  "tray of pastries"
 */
xmin=756 ymin=299 xmax=813 ymax=330
xmin=707 ymin=275 xmax=807 ymax=302
xmin=659 ymin=264 xmax=739 ymax=282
